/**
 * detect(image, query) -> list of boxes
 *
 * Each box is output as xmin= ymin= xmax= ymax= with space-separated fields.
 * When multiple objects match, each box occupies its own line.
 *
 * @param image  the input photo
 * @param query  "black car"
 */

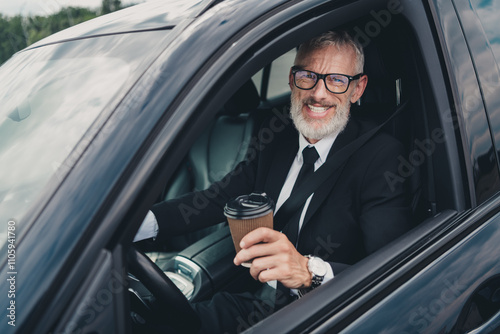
xmin=1 ymin=0 xmax=500 ymax=333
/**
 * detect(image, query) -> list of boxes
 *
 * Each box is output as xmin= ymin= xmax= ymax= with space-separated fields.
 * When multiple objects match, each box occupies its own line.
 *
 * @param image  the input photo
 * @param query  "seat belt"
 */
xmin=273 ymin=101 xmax=408 ymax=232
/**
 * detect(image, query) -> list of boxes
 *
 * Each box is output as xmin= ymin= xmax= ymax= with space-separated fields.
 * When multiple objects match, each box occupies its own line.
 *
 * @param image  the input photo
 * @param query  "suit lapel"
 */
xmin=299 ymin=118 xmax=361 ymax=239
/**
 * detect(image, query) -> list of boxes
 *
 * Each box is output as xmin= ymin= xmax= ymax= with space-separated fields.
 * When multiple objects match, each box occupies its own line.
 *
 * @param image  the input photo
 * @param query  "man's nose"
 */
xmin=310 ymin=78 xmax=330 ymax=100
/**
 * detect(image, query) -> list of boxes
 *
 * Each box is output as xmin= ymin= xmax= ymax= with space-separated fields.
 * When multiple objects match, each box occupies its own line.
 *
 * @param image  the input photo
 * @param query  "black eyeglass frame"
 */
xmin=291 ymin=66 xmax=364 ymax=94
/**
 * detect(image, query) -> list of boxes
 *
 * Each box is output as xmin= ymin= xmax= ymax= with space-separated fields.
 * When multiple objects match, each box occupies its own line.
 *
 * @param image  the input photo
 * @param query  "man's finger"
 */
xmin=256 ymin=267 xmax=277 ymax=283
xmin=239 ymin=227 xmax=282 ymax=249
xmin=234 ymin=242 xmax=274 ymax=266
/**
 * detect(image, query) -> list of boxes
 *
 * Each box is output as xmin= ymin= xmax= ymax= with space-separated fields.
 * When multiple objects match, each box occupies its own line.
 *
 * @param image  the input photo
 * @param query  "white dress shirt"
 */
xmin=270 ymin=132 xmax=338 ymax=291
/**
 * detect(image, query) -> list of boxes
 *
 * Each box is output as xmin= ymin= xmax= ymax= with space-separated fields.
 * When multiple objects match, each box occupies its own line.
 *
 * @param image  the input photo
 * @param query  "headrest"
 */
xmin=361 ymin=42 xmax=397 ymax=107
xmin=223 ymin=79 xmax=260 ymax=116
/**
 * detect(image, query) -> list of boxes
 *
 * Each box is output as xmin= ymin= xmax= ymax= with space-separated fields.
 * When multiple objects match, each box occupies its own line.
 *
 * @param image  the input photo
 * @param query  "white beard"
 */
xmin=290 ymin=90 xmax=351 ymax=141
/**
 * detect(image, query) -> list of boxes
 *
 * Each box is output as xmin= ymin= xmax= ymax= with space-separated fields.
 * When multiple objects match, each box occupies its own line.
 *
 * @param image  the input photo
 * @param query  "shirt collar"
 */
xmin=297 ymin=131 xmax=339 ymax=164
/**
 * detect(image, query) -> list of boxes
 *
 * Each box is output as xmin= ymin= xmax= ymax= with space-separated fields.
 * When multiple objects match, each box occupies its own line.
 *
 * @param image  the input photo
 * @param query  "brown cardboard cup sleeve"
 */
xmin=224 ymin=193 xmax=274 ymax=267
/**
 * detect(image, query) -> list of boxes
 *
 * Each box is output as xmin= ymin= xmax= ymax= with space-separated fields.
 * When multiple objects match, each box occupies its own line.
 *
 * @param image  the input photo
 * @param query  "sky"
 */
xmin=0 ymin=0 xmax=145 ymax=16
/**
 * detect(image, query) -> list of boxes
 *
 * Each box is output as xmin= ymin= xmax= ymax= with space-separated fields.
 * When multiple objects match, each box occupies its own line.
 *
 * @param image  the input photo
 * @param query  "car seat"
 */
xmin=352 ymin=33 xmax=433 ymax=226
xmin=161 ymin=80 xmax=261 ymax=251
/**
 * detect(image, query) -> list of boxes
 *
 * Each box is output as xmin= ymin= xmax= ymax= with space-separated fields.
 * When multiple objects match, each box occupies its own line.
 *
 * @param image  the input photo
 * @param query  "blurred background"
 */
xmin=0 ymin=0 xmax=148 ymax=64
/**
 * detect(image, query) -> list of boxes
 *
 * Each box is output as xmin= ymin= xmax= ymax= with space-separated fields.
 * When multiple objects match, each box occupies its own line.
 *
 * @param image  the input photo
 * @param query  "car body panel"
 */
xmin=26 ymin=0 xmax=215 ymax=49
xmin=429 ymin=0 xmax=500 ymax=205
xmin=454 ymin=0 xmax=500 ymax=181
xmin=340 ymin=202 xmax=500 ymax=333
xmin=0 ymin=30 xmax=176 ymax=332
xmin=0 ymin=30 xmax=172 ymax=238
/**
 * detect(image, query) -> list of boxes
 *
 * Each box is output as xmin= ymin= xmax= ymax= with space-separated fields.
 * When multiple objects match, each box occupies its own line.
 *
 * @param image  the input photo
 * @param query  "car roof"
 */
xmin=26 ymin=0 xmax=219 ymax=49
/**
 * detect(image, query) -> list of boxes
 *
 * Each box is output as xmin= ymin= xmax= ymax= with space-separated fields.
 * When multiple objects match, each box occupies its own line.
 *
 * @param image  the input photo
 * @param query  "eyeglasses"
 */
xmin=291 ymin=66 xmax=363 ymax=94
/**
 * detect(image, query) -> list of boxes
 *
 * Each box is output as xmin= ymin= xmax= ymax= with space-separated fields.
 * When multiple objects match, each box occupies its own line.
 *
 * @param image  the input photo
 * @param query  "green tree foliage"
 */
xmin=25 ymin=7 xmax=100 ymax=45
xmin=0 ymin=0 xmax=124 ymax=64
xmin=102 ymin=0 xmax=123 ymax=14
xmin=0 ymin=14 xmax=27 ymax=64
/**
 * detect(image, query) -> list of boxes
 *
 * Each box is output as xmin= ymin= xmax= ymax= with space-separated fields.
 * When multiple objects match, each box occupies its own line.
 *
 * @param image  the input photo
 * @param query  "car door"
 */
xmin=120 ymin=0 xmax=495 ymax=332
xmin=261 ymin=0 xmax=500 ymax=332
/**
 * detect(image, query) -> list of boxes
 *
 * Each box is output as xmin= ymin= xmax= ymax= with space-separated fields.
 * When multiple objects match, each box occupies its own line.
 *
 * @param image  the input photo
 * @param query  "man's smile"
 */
xmin=305 ymin=104 xmax=334 ymax=120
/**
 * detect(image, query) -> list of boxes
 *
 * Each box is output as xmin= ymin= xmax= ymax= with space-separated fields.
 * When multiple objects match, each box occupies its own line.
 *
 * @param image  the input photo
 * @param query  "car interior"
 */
xmin=128 ymin=12 xmax=461 ymax=332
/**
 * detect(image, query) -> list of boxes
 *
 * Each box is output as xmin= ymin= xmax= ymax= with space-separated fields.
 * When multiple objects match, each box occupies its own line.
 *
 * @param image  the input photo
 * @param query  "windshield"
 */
xmin=0 ymin=31 xmax=171 ymax=248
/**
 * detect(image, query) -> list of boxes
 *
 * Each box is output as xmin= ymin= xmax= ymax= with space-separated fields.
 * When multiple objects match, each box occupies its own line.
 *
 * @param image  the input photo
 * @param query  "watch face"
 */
xmin=309 ymin=257 xmax=327 ymax=276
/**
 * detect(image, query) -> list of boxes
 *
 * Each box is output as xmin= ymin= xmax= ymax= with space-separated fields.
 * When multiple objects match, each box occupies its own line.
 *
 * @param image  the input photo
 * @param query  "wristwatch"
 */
xmin=298 ymin=255 xmax=328 ymax=297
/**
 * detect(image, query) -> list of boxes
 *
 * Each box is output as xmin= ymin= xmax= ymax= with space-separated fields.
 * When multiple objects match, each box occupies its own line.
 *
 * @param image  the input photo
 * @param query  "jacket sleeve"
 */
xmin=151 ymin=115 xmax=288 ymax=242
xmin=151 ymin=157 xmax=258 ymax=242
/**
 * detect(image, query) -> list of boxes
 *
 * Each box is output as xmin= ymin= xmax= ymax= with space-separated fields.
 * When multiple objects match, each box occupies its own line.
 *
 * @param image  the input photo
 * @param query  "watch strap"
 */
xmin=298 ymin=255 xmax=326 ymax=297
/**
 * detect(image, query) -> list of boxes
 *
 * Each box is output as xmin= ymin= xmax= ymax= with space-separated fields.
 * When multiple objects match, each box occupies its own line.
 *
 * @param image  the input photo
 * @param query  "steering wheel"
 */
xmin=127 ymin=247 xmax=201 ymax=334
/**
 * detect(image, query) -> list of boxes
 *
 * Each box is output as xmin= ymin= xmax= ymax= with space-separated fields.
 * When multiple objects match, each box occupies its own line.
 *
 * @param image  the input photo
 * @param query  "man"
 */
xmin=136 ymin=30 xmax=412 ymax=332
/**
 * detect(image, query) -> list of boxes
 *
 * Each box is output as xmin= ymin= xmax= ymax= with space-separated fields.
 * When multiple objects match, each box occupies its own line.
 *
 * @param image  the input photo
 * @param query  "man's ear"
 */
xmin=289 ymin=68 xmax=294 ymax=90
xmin=350 ymin=74 xmax=368 ymax=104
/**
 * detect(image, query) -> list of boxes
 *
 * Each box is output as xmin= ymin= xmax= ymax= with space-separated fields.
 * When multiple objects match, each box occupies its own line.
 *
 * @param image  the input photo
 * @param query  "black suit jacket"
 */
xmin=152 ymin=114 xmax=412 ymax=273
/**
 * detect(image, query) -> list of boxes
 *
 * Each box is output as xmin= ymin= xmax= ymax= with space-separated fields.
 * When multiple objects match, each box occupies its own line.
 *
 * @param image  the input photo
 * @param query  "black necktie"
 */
xmin=275 ymin=146 xmax=320 ymax=303
xmin=284 ymin=146 xmax=319 ymax=246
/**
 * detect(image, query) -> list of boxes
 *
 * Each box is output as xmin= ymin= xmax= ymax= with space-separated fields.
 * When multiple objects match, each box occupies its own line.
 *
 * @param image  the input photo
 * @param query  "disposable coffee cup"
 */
xmin=224 ymin=193 xmax=274 ymax=267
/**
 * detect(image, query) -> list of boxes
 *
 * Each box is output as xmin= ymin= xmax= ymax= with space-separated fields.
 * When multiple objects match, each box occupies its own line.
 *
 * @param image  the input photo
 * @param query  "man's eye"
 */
xmin=328 ymin=75 xmax=347 ymax=85
xmin=301 ymin=72 xmax=315 ymax=79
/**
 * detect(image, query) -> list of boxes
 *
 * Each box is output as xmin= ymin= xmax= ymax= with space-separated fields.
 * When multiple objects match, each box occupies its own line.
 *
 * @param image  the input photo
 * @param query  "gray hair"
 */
xmin=295 ymin=31 xmax=364 ymax=74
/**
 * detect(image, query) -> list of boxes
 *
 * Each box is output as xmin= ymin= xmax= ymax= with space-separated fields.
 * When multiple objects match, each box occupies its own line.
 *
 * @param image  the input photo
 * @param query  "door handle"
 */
xmin=454 ymin=275 xmax=500 ymax=333
xmin=466 ymin=309 xmax=500 ymax=333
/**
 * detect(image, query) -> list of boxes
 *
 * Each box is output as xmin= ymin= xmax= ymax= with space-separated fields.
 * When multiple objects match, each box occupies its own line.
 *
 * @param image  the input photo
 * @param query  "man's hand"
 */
xmin=233 ymin=227 xmax=311 ymax=289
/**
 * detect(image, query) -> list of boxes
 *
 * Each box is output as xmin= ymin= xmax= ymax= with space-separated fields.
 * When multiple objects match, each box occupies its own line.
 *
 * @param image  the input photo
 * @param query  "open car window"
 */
xmin=130 ymin=8 xmax=462 ymax=332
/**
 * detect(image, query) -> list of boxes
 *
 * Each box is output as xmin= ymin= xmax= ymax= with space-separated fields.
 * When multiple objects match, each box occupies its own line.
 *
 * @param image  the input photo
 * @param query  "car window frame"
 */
xmin=453 ymin=0 xmax=500 ymax=182
xmin=50 ymin=249 xmax=128 ymax=334
xmin=113 ymin=0 xmax=471 ymax=332
xmin=428 ymin=0 xmax=500 ymax=206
